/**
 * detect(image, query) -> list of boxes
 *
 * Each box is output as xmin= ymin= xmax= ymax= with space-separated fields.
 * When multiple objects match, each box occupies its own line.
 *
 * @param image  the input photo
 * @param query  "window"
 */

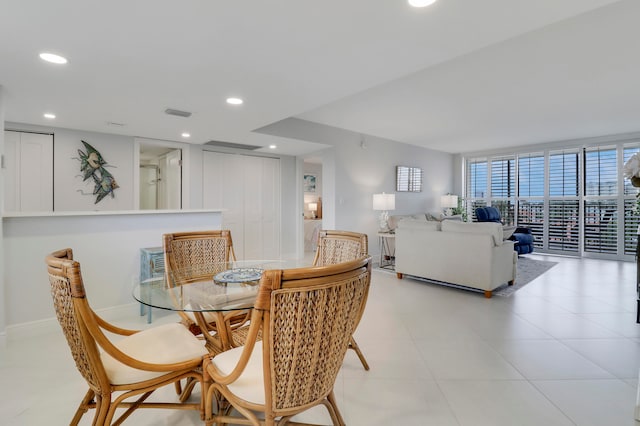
xmin=465 ymin=139 xmax=640 ymax=260
xmin=490 ymin=157 xmax=515 ymax=225
xmin=465 ymin=159 xmax=487 ymax=221
xmin=548 ymin=150 xmax=580 ymax=253
xmin=517 ymin=153 xmax=544 ymax=247
xmin=584 ymin=146 xmax=617 ymax=196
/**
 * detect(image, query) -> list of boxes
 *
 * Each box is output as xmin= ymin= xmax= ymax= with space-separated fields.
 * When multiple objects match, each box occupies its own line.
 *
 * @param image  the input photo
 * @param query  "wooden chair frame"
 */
xmin=313 ymin=230 xmax=371 ymax=370
xmin=203 ymin=256 xmax=372 ymax=426
xmin=45 ymin=248 xmax=205 ymax=425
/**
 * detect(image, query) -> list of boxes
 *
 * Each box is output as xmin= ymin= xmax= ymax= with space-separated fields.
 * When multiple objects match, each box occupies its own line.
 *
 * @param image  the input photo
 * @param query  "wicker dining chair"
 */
xmin=45 ymin=248 xmax=208 ymax=425
xmin=202 ymin=256 xmax=372 ymax=426
xmin=313 ymin=229 xmax=371 ymax=370
xmin=162 ymin=230 xmax=250 ymax=337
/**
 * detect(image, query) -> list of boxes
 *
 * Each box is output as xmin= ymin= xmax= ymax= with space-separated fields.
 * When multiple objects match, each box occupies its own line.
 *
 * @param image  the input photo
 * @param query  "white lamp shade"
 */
xmin=441 ymin=194 xmax=458 ymax=209
xmin=373 ymin=193 xmax=395 ymax=211
xmin=308 ymin=202 xmax=318 ymax=211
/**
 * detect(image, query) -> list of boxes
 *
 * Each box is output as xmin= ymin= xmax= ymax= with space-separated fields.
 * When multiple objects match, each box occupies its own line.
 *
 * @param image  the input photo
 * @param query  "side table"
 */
xmin=140 ymin=246 xmax=165 ymax=323
xmin=378 ymin=232 xmax=395 ymax=270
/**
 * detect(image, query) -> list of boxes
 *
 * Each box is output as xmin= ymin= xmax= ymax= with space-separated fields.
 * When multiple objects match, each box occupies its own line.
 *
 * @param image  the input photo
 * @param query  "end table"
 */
xmin=378 ymin=232 xmax=395 ymax=270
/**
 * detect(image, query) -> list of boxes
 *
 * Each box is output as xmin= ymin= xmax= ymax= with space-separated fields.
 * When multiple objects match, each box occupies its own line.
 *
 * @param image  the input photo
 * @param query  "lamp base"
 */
xmin=378 ymin=211 xmax=390 ymax=232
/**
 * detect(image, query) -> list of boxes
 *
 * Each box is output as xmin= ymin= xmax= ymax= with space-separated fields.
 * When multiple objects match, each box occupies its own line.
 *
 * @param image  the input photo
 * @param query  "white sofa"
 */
xmin=395 ymin=219 xmax=517 ymax=298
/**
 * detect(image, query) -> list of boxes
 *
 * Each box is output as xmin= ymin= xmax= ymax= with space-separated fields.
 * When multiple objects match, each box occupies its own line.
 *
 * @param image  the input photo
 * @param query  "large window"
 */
xmin=465 ymin=140 xmax=640 ymax=260
xmin=466 ymin=159 xmax=488 ymax=222
xmin=490 ymin=157 xmax=515 ymax=225
xmin=548 ymin=150 xmax=580 ymax=253
xmin=518 ymin=153 xmax=544 ymax=247
xmin=583 ymin=147 xmax=617 ymax=255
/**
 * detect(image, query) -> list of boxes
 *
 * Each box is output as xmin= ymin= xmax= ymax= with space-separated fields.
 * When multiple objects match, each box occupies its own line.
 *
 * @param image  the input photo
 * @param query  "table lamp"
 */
xmin=441 ymin=194 xmax=458 ymax=216
xmin=373 ymin=193 xmax=395 ymax=232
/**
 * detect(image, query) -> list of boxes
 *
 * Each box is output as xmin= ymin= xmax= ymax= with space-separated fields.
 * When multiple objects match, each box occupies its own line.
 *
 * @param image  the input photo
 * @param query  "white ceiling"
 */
xmin=1 ymin=0 xmax=637 ymax=156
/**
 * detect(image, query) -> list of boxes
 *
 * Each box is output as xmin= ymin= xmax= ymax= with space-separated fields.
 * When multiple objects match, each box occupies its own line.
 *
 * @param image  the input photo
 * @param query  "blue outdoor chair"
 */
xmin=475 ymin=207 xmax=534 ymax=255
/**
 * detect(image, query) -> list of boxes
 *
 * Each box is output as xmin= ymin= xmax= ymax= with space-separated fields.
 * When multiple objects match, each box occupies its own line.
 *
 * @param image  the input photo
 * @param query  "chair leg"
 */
xmin=348 ymin=336 xmax=370 ymax=370
xmin=326 ymin=390 xmax=346 ymax=426
xmin=71 ymin=389 xmax=95 ymax=426
xmin=484 ymin=290 xmax=492 ymax=298
xmin=92 ymin=394 xmax=110 ymax=426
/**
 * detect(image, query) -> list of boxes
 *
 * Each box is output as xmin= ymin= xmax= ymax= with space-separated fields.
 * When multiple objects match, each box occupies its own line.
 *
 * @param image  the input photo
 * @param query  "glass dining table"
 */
xmin=133 ymin=259 xmax=308 ymax=353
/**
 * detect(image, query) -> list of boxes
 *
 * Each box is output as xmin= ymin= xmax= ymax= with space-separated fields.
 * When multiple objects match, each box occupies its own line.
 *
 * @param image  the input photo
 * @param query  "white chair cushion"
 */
xmin=211 ymin=341 xmax=265 ymax=405
xmin=101 ymin=322 xmax=208 ymax=385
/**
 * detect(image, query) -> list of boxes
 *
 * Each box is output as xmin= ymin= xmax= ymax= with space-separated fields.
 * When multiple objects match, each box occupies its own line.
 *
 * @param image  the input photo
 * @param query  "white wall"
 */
xmin=3 ymin=211 xmax=221 ymax=329
xmin=0 ymin=88 xmax=5 ymax=344
xmin=258 ymin=118 xmax=456 ymax=257
xmin=279 ymin=155 xmax=298 ymax=258
xmin=0 ymin=123 xmax=300 ymax=336
xmin=0 ymin=116 xmax=450 ymax=334
xmin=5 ymin=122 xmax=137 ymax=211
xmin=1 ymin=125 xmax=299 ymax=259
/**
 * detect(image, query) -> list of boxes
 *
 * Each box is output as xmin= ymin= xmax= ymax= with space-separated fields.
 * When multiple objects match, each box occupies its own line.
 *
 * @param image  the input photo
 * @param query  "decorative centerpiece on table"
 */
xmin=624 ymin=153 xmax=640 ymax=214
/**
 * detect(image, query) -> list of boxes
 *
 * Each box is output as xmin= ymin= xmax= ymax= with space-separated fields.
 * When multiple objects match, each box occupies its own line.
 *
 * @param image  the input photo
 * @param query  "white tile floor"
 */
xmin=2 ymin=253 xmax=640 ymax=425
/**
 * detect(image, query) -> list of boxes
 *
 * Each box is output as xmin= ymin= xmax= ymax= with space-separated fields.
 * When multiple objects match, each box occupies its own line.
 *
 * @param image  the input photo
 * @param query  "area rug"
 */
xmin=375 ymin=256 xmax=558 ymax=297
xmin=493 ymin=257 xmax=558 ymax=297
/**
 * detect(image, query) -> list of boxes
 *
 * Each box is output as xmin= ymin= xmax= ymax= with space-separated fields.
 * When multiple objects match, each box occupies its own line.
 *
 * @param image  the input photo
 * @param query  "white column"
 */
xmin=0 ymin=85 xmax=6 ymax=346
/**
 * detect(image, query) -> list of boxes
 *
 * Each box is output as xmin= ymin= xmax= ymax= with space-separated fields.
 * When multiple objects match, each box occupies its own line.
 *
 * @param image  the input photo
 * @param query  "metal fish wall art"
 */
xmin=76 ymin=140 xmax=119 ymax=204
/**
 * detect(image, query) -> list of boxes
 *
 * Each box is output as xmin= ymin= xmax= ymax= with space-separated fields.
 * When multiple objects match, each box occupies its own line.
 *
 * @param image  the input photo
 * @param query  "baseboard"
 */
xmin=5 ymin=303 xmax=138 ymax=342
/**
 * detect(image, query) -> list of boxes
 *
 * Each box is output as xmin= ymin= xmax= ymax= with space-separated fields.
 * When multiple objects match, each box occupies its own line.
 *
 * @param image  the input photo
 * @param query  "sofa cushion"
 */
xmin=397 ymin=219 xmax=441 ymax=231
xmin=441 ymin=221 xmax=503 ymax=246
xmin=475 ymin=207 xmax=502 ymax=223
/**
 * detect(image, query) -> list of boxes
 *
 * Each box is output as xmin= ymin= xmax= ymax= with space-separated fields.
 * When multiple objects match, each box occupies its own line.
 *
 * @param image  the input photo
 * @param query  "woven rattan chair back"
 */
xmin=312 ymin=229 xmax=368 ymax=266
xmin=312 ymin=230 xmax=371 ymax=370
xmin=163 ymin=230 xmax=236 ymax=284
xmin=203 ymin=256 xmax=372 ymax=426
xmin=46 ymin=248 xmax=107 ymax=394
xmin=163 ymin=230 xmax=249 ymax=340
xmin=45 ymin=248 xmax=205 ymax=425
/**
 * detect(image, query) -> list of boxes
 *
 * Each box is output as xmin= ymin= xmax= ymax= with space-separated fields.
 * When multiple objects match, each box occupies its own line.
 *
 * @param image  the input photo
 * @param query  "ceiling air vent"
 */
xmin=205 ymin=140 xmax=262 ymax=150
xmin=164 ymin=108 xmax=192 ymax=118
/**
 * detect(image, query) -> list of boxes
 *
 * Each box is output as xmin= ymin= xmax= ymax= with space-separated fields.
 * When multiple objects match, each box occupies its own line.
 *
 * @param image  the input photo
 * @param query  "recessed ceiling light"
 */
xmin=226 ymin=97 xmax=243 ymax=105
xmin=181 ymin=132 xmax=191 ymax=138
xmin=39 ymin=52 xmax=68 ymax=64
xmin=43 ymin=113 xmax=56 ymax=119
xmin=408 ymin=0 xmax=437 ymax=7
xmin=269 ymin=145 xmax=277 ymax=149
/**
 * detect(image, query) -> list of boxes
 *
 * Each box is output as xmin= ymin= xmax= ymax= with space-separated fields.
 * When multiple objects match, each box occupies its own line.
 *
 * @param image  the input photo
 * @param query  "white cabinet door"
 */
xmin=202 ymin=151 xmax=280 ymax=260
xmin=260 ymin=157 xmax=280 ymax=259
xmin=3 ymin=131 xmax=53 ymax=212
